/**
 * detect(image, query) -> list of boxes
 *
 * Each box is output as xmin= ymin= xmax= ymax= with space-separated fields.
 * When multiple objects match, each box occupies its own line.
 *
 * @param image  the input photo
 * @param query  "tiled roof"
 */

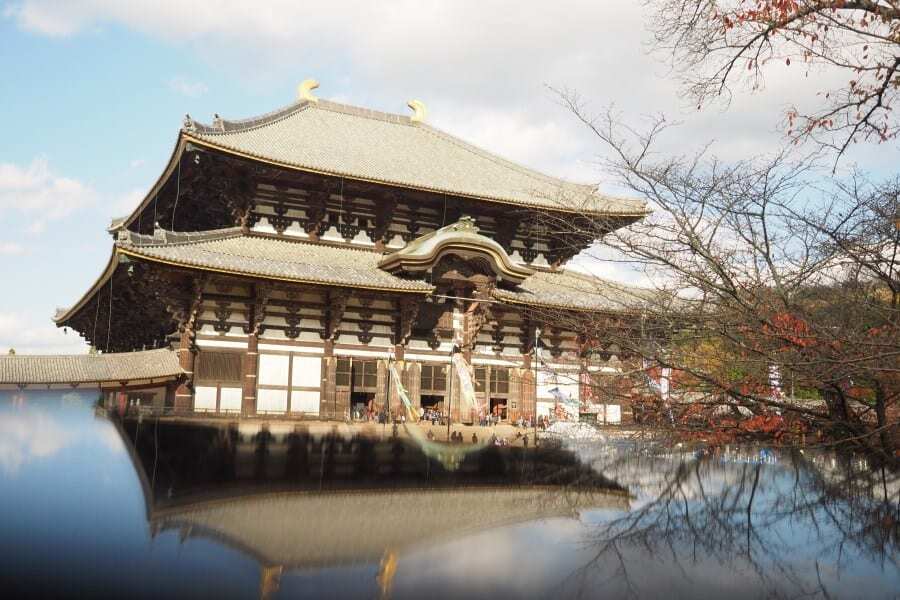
xmin=117 ymin=229 xmax=434 ymax=293
xmin=184 ymin=99 xmax=649 ymax=216
xmin=153 ymin=488 xmax=628 ymax=568
xmin=493 ymin=269 xmax=655 ymax=312
xmin=0 ymin=348 xmax=183 ymax=385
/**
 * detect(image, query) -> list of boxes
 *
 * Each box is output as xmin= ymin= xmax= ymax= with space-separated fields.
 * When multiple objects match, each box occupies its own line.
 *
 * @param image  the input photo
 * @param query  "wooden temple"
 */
xmin=52 ymin=80 xmax=651 ymax=423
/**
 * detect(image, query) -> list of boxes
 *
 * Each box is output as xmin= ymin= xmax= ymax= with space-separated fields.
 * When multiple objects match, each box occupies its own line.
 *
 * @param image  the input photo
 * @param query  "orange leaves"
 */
xmin=763 ymin=311 xmax=814 ymax=348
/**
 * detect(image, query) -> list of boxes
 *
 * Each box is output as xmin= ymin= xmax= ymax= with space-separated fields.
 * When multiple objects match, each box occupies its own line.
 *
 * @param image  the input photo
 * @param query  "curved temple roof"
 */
xmin=153 ymin=487 xmax=628 ymax=570
xmin=494 ymin=269 xmax=658 ymax=313
xmin=53 ymin=228 xmax=435 ymax=326
xmin=178 ymin=97 xmax=648 ymax=217
xmin=54 ymin=225 xmax=657 ymax=328
xmin=378 ymin=216 xmax=535 ymax=285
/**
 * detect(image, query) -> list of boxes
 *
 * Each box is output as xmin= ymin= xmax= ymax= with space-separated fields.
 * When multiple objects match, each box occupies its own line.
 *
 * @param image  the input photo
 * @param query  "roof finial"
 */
xmin=298 ymin=79 xmax=320 ymax=104
xmin=407 ymin=99 xmax=427 ymax=123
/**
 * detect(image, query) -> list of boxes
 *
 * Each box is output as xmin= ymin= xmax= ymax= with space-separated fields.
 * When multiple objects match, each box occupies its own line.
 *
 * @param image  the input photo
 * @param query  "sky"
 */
xmin=1 ymin=0 xmax=898 ymax=354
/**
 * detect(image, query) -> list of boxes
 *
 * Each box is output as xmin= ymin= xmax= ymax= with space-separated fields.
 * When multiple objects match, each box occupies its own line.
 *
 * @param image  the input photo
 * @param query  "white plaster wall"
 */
xmin=220 ymin=387 xmax=242 ymax=411
xmin=258 ymin=354 xmax=290 ymax=386
xmin=291 ymin=390 xmax=320 ymax=414
xmin=257 ymin=388 xmax=287 ymax=412
xmin=195 ymin=386 xmax=217 ymax=411
xmin=291 ymin=355 xmax=322 ymax=387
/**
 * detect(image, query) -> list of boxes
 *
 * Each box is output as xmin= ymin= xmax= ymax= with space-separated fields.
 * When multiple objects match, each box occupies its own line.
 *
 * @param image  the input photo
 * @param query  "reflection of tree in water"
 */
xmin=570 ymin=447 xmax=899 ymax=598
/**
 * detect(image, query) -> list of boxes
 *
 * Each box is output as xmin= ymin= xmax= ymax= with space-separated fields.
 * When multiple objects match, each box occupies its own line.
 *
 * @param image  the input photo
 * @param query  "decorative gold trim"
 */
xmin=298 ymin=79 xmax=320 ymax=104
xmin=407 ymin=99 xmax=427 ymax=123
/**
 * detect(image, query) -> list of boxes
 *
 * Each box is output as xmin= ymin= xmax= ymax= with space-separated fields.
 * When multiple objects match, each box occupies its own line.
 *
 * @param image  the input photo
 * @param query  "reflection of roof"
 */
xmin=155 ymin=487 xmax=628 ymax=569
xmin=183 ymin=98 xmax=649 ymax=216
xmin=493 ymin=269 xmax=655 ymax=312
xmin=379 ymin=217 xmax=534 ymax=285
xmin=115 ymin=228 xmax=434 ymax=293
xmin=0 ymin=348 xmax=182 ymax=384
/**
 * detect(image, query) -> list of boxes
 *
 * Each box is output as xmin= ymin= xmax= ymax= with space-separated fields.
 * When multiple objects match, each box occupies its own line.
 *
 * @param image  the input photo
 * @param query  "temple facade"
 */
xmin=53 ymin=80 xmax=651 ymax=423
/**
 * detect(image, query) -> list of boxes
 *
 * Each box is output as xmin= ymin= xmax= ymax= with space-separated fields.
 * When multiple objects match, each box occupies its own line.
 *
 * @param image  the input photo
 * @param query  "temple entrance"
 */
xmin=351 ymin=391 xmax=376 ymax=421
xmin=490 ymin=397 xmax=508 ymax=421
xmin=420 ymin=395 xmax=444 ymax=424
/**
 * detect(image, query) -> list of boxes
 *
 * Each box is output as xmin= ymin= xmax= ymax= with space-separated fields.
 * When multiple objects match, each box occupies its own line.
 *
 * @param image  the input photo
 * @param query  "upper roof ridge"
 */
xmin=184 ymin=97 xmax=417 ymax=136
xmin=171 ymin=83 xmax=651 ymax=218
xmin=116 ymin=226 xmax=244 ymax=247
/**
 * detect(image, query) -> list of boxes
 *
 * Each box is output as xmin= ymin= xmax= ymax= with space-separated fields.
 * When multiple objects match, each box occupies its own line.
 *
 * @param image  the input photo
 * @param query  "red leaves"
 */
xmin=763 ymin=311 xmax=813 ymax=349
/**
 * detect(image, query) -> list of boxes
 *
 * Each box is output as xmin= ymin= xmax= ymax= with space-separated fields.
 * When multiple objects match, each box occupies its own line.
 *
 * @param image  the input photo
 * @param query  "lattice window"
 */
xmin=336 ymin=359 xmax=351 ymax=387
xmin=490 ymin=367 xmax=509 ymax=395
xmin=420 ymin=364 xmax=447 ymax=393
xmin=474 ymin=366 xmax=488 ymax=392
xmin=352 ymin=360 xmax=378 ymax=390
xmin=196 ymin=351 xmax=242 ymax=384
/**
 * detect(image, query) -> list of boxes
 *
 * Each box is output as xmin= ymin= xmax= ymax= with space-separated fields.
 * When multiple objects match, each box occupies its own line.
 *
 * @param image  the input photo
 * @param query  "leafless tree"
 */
xmin=647 ymin=0 xmax=900 ymax=163
xmin=565 ymin=446 xmax=899 ymax=598
xmin=535 ymin=93 xmax=899 ymax=463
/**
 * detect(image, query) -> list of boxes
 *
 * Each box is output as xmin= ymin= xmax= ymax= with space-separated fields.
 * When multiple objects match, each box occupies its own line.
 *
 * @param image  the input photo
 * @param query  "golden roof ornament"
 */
xmin=407 ymin=99 xmax=427 ymax=123
xmin=298 ymin=79 xmax=320 ymax=104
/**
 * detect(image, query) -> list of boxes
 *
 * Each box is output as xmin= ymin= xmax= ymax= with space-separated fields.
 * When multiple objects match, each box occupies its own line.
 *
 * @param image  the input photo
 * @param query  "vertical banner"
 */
xmin=451 ymin=354 xmax=479 ymax=421
xmin=389 ymin=362 xmax=418 ymax=422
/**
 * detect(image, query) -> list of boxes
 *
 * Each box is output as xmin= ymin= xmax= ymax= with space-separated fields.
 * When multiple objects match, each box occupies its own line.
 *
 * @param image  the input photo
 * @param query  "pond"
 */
xmin=1 ymin=390 xmax=897 ymax=599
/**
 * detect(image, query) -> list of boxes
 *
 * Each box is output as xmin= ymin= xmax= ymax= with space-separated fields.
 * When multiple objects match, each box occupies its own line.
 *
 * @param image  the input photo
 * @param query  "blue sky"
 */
xmin=1 ymin=1 xmax=898 ymax=354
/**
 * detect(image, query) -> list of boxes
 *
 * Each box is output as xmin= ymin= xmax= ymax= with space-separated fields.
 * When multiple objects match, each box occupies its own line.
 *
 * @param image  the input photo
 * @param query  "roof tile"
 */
xmin=187 ymin=99 xmax=648 ymax=216
xmin=0 ymin=348 xmax=183 ymax=385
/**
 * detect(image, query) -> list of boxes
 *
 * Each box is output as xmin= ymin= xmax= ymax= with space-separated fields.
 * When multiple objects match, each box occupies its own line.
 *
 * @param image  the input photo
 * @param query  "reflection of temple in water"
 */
xmin=109 ymin=415 xmax=628 ymax=598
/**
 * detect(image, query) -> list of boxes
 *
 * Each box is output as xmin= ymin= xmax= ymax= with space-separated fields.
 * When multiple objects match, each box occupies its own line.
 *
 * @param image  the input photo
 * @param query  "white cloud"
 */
xmin=0 ymin=157 xmax=95 ymax=221
xmin=0 ymin=242 xmax=25 ymax=256
xmin=129 ymin=159 xmax=146 ymax=169
xmin=168 ymin=76 xmax=208 ymax=98
xmin=6 ymin=0 xmax=889 ymax=175
xmin=0 ymin=406 xmax=126 ymax=475
xmin=0 ymin=409 xmax=76 ymax=474
xmin=0 ymin=311 xmax=89 ymax=355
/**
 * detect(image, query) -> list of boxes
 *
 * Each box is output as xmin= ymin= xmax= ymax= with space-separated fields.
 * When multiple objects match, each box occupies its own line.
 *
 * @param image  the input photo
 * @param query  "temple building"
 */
xmin=49 ymin=80 xmax=651 ymax=423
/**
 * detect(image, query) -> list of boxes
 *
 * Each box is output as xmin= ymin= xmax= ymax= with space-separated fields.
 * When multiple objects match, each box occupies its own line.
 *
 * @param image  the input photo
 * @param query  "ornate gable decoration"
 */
xmin=377 ymin=216 xmax=534 ymax=286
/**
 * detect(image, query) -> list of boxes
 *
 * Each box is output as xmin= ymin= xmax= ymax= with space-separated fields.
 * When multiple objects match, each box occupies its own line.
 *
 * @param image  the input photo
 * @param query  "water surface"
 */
xmin=0 ymin=391 xmax=897 ymax=599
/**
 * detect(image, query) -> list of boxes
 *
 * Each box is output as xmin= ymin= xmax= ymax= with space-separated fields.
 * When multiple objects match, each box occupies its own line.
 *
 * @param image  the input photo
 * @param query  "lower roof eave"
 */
xmin=491 ymin=292 xmax=647 ymax=316
xmin=117 ymin=247 xmax=436 ymax=295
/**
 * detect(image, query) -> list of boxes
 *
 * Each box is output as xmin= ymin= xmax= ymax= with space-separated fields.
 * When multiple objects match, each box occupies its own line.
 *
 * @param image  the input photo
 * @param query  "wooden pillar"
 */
xmin=407 ymin=361 xmax=421 ymax=410
xmin=242 ymin=333 xmax=258 ymax=416
xmin=509 ymin=369 xmax=522 ymax=423
xmin=174 ymin=328 xmax=195 ymax=412
xmin=321 ymin=356 xmax=339 ymax=420
xmin=520 ymin=368 xmax=536 ymax=420
xmin=164 ymin=381 xmax=176 ymax=409
xmin=375 ymin=359 xmax=387 ymax=413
